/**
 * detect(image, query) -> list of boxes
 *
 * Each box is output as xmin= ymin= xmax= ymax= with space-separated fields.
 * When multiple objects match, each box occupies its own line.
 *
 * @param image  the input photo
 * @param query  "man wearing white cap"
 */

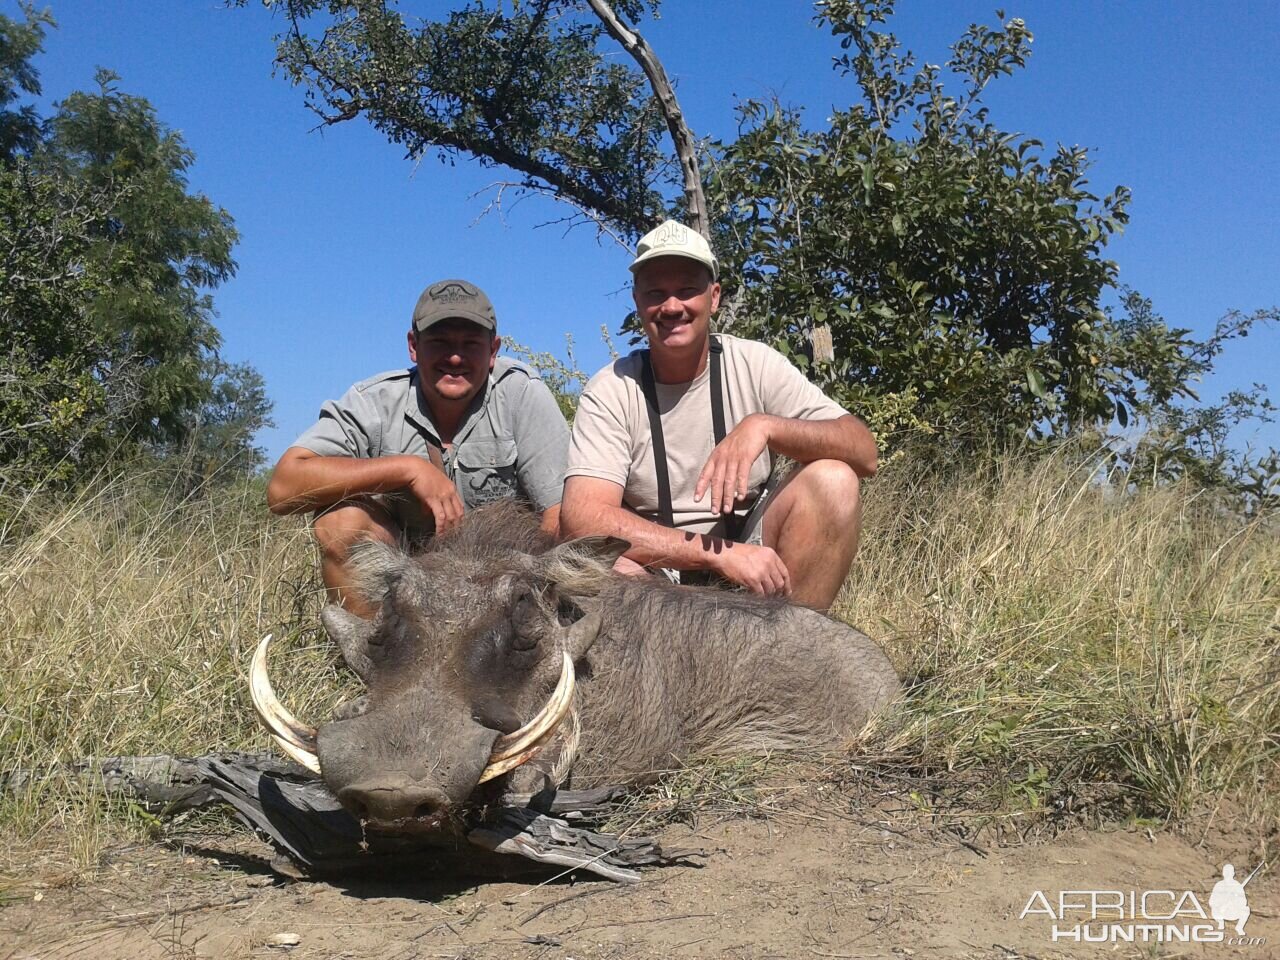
xmin=560 ymin=221 xmax=877 ymax=610
xmin=267 ymin=279 xmax=570 ymax=616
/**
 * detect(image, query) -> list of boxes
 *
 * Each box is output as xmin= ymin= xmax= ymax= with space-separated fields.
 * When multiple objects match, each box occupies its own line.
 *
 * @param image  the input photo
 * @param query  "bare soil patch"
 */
xmin=3 ymin=787 xmax=1273 ymax=960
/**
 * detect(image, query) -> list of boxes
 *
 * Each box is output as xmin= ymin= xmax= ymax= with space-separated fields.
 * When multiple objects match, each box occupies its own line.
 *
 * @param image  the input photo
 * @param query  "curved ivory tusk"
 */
xmin=477 ymin=652 xmax=575 ymax=782
xmin=476 ymin=741 xmax=551 ymax=784
xmin=249 ymin=633 xmax=321 ymax=775
xmin=269 ymin=731 xmax=323 ymax=775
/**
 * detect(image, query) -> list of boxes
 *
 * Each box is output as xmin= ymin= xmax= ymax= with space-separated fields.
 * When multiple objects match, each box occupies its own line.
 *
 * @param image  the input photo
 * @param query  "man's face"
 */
xmin=408 ymin=319 xmax=501 ymax=407
xmin=632 ymin=257 xmax=720 ymax=353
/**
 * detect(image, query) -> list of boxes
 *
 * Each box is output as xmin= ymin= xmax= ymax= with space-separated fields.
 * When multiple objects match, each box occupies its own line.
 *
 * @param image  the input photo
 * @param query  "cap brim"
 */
xmin=414 ymin=309 xmax=496 ymax=332
xmin=629 ymin=249 xmax=718 ymax=280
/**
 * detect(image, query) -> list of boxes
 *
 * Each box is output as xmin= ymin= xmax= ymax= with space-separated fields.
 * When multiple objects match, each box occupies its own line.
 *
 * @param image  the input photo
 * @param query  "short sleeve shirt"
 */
xmin=292 ymin=357 xmax=569 ymax=515
xmin=566 ymin=334 xmax=848 ymax=535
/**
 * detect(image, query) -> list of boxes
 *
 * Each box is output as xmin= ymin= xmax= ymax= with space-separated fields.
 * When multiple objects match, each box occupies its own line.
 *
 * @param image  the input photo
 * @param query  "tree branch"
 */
xmin=470 ymin=179 xmax=636 ymax=254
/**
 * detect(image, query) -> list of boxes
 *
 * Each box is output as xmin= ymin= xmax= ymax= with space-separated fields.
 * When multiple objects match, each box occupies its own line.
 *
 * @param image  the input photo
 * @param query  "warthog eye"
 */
xmin=556 ymin=594 xmax=579 ymax=626
xmin=510 ymin=590 xmax=545 ymax=651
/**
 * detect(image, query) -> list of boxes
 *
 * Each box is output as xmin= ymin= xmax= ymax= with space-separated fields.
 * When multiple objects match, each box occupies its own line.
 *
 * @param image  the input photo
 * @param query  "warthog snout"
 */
xmin=338 ymin=777 xmax=452 ymax=825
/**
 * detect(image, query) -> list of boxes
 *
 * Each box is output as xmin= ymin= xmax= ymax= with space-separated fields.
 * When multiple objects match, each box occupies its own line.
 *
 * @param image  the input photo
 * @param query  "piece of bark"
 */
xmin=468 ymin=806 xmax=702 ymax=885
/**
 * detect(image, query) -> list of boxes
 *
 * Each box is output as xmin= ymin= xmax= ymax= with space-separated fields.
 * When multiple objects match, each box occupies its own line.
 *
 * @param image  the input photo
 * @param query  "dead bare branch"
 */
xmin=583 ymin=0 xmax=709 ymax=237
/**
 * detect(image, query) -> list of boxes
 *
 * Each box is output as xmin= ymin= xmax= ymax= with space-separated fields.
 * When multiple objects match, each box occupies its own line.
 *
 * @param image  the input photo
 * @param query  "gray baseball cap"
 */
xmin=411 ymin=279 xmax=497 ymax=333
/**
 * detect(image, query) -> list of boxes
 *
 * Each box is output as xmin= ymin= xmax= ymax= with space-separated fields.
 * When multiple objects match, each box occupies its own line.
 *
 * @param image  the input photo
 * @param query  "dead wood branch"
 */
xmin=5 ymin=753 xmax=699 ymax=883
xmin=584 ymin=0 xmax=709 ymax=237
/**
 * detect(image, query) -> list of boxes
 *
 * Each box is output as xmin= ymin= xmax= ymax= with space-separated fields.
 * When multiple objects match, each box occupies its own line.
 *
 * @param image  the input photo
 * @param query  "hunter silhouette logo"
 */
xmin=1019 ymin=860 xmax=1267 ymax=946
xmin=1210 ymin=863 xmax=1252 ymax=934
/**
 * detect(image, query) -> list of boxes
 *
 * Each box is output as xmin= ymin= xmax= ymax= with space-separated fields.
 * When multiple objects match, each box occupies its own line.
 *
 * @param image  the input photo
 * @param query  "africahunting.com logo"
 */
xmin=1019 ymin=861 xmax=1267 ymax=946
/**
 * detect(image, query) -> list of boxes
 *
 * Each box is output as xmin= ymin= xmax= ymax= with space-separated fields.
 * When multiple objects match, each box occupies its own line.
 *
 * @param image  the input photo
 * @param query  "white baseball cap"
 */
xmin=629 ymin=220 xmax=719 ymax=281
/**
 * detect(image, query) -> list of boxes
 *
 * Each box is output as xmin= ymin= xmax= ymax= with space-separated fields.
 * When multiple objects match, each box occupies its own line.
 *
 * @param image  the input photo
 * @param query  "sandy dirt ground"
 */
xmin=3 ymin=788 xmax=1274 ymax=960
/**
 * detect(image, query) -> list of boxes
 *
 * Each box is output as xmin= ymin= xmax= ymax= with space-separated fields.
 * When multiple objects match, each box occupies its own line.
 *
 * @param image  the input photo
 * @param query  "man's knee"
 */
xmin=792 ymin=459 xmax=861 ymax=522
xmin=312 ymin=501 xmax=399 ymax=562
xmin=764 ymin=459 xmax=861 ymax=549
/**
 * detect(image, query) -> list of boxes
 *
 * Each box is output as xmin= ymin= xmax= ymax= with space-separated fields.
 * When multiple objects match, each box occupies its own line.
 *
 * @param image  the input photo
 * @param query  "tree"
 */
xmin=0 ymin=7 xmax=272 ymax=495
xmin=48 ymin=70 xmax=242 ymax=447
xmin=0 ymin=158 xmax=120 ymax=489
xmin=706 ymin=1 xmax=1273 ymax=467
xmin=708 ymin=5 xmax=1132 ymax=447
xmin=0 ymin=2 xmax=49 ymax=160
xmin=170 ymin=357 xmax=274 ymax=490
xmin=261 ymin=0 xmax=1274 ymax=490
xmin=260 ymin=0 xmax=680 ymax=239
xmin=1113 ymin=293 xmax=1277 ymax=510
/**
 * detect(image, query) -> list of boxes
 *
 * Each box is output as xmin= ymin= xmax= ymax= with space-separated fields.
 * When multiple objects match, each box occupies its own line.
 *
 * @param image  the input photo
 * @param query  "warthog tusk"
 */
xmin=249 ymin=633 xmax=321 ymax=775
xmin=477 ymin=651 xmax=575 ymax=783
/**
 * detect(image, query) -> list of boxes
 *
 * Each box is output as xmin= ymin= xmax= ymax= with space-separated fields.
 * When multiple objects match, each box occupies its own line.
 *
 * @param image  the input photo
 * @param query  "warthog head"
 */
xmin=250 ymin=506 xmax=627 ymax=833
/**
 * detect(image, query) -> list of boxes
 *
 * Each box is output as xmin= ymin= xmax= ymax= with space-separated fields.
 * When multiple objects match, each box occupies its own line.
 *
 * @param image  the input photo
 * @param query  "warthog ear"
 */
xmin=347 ymin=540 xmax=415 ymax=607
xmin=321 ymin=605 xmax=375 ymax=681
xmin=536 ymin=536 xmax=631 ymax=596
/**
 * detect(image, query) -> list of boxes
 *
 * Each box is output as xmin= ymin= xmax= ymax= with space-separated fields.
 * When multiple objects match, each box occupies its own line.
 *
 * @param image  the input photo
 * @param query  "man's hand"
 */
xmin=695 ymin=414 xmax=772 ymax=515
xmin=712 ymin=541 xmax=791 ymax=596
xmin=405 ymin=457 xmax=464 ymax=534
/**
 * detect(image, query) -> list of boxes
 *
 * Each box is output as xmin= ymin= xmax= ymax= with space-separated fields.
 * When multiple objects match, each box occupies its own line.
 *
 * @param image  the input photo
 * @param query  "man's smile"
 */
xmin=654 ymin=317 xmax=691 ymax=335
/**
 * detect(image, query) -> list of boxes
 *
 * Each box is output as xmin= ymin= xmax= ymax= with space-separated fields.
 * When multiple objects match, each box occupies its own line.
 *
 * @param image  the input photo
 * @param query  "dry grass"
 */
xmin=839 ymin=449 xmax=1280 ymax=831
xmin=1 ymin=451 xmax=1277 ymax=878
xmin=0 ymin=469 xmax=342 ymax=873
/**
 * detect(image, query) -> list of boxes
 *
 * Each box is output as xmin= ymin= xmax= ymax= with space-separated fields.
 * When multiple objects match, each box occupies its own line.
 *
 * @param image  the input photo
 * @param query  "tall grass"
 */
xmin=840 ymin=450 xmax=1280 ymax=829
xmin=0 ymin=469 xmax=343 ymax=871
xmin=1 ymin=452 xmax=1276 ymax=874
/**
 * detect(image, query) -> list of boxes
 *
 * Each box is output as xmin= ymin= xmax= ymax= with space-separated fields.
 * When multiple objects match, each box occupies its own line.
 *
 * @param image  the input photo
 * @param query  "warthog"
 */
xmin=251 ymin=502 xmax=898 ymax=832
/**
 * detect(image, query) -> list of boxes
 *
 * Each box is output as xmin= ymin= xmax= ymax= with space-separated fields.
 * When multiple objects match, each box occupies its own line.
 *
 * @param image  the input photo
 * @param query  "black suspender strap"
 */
xmin=708 ymin=336 xmax=727 ymax=446
xmin=641 ymin=336 xmax=735 ymax=535
xmin=639 ymin=350 xmax=675 ymax=529
xmin=707 ymin=336 xmax=744 ymax=539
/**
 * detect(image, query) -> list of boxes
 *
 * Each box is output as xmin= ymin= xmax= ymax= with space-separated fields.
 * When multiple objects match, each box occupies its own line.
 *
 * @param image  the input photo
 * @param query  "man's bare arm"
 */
xmin=559 ymin=476 xmax=790 ymax=594
xmin=538 ymin=503 xmax=562 ymax=538
xmin=267 ymin=447 xmax=554 ymax=537
xmin=760 ymin=414 xmax=878 ymax=476
xmin=560 ymin=476 xmax=714 ymax=566
xmin=264 ymin=446 xmax=463 ymax=530
xmin=696 ymin=413 xmax=878 ymax=515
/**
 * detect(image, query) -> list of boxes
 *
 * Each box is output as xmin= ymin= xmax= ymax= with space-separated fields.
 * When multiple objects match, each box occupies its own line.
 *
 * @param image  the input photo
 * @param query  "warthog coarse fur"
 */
xmin=300 ymin=501 xmax=899 ymax=831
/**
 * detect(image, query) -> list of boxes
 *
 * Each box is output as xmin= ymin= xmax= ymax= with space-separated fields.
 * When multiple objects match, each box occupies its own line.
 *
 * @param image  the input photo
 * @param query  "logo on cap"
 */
xmin=412 ymin=278 xmax=497 ymax=331
xmin=430 ymin=282 xmax=477 ymax=304
xmin=651 ymin=222 xmax=690 ymax=248
xmin=629 ymin=219 xmax=718 ymax=280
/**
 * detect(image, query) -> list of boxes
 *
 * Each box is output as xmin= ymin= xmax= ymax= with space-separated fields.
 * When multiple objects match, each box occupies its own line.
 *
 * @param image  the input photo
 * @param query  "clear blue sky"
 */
xmin=15 ymin=0 xmax=1280 ymax=460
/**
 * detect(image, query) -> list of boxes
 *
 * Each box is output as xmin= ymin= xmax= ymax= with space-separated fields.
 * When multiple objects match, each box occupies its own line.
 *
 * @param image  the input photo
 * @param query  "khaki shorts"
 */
xmin=372 ymin=491 xmax=435 ymax=544
xmin=313 ymin=493 xmax=436 ymax=551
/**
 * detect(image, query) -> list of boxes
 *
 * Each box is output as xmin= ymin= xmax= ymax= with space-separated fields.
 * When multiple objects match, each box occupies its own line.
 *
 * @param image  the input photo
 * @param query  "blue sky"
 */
xmin=15 ymin=0 xmax=1279 ymax=460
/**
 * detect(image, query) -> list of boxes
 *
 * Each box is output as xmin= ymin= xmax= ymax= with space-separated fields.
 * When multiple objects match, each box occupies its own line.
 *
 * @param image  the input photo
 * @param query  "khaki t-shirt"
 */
xmin=567 ymin=334 xmax=848 ymax=535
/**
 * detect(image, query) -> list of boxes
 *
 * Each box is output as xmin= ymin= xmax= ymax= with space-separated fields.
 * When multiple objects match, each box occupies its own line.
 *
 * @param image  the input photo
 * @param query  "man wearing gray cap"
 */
xmin=560 ymin=221 xmax=878 ymax=611
xmin=267 ymin=279 xmax=570 ymax=616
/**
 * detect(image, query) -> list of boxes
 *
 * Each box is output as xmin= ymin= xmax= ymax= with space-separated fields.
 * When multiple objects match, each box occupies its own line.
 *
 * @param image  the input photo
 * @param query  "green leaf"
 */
xmin=1025 ymin=367 xmax=1049 ymax=401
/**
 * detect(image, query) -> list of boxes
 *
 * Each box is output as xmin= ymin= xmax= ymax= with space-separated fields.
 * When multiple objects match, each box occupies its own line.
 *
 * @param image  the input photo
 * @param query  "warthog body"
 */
xmin=258 ymin=503 xmax=898 ymax=831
